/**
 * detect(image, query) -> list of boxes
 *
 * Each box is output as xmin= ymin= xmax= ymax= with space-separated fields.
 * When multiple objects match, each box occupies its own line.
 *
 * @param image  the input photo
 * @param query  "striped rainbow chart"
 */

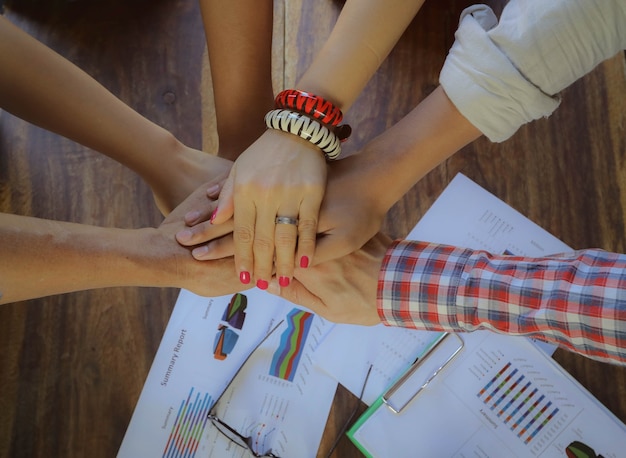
xmin=269 ymin=309 xmax=314 ymax=382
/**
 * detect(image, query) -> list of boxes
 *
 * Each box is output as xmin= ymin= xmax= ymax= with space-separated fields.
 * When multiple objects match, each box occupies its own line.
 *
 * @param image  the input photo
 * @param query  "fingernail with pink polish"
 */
xmin=279 ymin=276 xmax=290 ymax=287
xmin=256 ymin=279 xmax=268 ymax=290
xmin=210 ymin=208 xmax=218 ymax=224
xmin=300 ymin=256 xmax=309 ymax=268
xmin=240 ymin=271 xmax=250 ymax=285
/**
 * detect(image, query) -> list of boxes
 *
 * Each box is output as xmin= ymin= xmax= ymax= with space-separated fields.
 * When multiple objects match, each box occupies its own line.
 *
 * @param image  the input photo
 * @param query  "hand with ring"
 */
xmin=209 ymin=128 xmax=327 ymax=289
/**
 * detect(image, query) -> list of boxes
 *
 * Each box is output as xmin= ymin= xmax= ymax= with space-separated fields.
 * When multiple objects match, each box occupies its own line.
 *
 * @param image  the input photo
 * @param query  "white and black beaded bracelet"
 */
xmin=264 ymin=109 xmax=342 ymax=160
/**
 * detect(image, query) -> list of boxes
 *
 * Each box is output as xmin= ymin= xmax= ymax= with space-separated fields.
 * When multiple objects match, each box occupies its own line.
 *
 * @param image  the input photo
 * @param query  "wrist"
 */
xmin=138 ymin=129 xmax=187 ymax=181
xmin=351 ymin=87 xmax=482 ymax=212
xmin=260 ymin=126 xmax=326 ymax=155
xmin=129 ymin=227 xmax=188 ymax=290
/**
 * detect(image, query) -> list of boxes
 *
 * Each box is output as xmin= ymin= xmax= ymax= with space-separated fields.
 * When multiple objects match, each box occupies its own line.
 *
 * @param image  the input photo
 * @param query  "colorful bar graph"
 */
xmin=492 ymin=373 xmax=524 ymax=412
xmin=498 ymin=380 xmax=530 ymax=418
xmin=512 ymin=394 xmax=544 ymax=430
xmin=162 ymin=387 xmax=212 ymax=458
xmin=486 ymin=368 xmax=518 ymax=405
xmin=506 ymin=388 xmax=538 ymax=425
xmin=477 ymin=361 xmax=566 ymax=446
xmin=478 ymin=362 xmax=511 ymax=398
xmin=525 ymin=407 xmax=559 ymax=444
xmin=518 ymin=399 xmax=551 ymax=438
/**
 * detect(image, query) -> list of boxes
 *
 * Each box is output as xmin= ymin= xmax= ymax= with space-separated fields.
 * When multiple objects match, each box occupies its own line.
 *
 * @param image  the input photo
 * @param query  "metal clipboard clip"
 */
xmin=382 ymin=332 xmax=465 ymax=414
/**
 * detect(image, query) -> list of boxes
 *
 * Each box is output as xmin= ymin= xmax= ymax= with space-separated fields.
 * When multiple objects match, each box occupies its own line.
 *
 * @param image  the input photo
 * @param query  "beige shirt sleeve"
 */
xmin=439 ymin=1 xmax=626 ymax=142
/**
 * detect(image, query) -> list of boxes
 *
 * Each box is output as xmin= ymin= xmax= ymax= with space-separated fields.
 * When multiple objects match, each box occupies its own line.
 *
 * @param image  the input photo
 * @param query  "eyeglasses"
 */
xmin=207 ymin=416 xmax=279 ymax=457
xmin=207 ymin=319 xmax=284 ymax=457
xmin=206 ymin=319 xmax=373 ymax=458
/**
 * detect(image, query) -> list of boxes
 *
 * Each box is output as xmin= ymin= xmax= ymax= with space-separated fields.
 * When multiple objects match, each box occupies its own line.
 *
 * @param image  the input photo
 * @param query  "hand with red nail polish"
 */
xmin=211 ymin=129 xmax=326 ymax=290
xmin=267 ymin=234 xmax=391 ymax=326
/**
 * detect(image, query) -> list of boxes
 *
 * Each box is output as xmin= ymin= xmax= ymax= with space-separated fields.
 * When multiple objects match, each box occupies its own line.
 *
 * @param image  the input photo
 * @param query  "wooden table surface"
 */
xmin=0 ymin=1 xmax=624 ymax=457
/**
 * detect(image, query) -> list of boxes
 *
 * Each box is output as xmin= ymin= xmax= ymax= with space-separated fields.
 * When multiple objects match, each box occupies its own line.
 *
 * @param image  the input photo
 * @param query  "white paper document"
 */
xmin=118 ymin=289 xmax=337 ymax=458
xmin=405 ymin=173 xmax=572 ymax=257
xmin=349 ymin=330 xmax=626 ymax=458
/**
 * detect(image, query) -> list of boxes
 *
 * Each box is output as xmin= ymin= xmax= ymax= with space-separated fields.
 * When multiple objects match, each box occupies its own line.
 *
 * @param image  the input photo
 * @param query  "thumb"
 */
xmin=212 ymin=170 xmax=235 ymax=225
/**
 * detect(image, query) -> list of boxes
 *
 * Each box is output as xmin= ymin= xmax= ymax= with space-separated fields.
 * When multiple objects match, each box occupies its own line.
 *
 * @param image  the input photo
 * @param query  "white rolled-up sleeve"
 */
xmin=440 ymin=1 xmax=626 ymax=142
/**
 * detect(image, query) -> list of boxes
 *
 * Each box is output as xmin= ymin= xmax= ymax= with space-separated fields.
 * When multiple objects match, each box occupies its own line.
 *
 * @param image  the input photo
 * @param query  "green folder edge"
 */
xmin=346 ymin=331 xmax=447 ymax=457
xmin=346 ymin=395 xmax=385 ymax=458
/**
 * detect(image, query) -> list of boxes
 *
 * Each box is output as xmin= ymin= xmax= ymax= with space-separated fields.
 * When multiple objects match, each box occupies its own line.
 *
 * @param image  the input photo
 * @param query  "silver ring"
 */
xmin=275 ymin=216 xmax=298 ymax=225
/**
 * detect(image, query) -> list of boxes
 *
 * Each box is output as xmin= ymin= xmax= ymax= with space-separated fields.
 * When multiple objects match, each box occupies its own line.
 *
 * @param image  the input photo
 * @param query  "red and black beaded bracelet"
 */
xmin=275 ymin=89 xmax=344 ymax=127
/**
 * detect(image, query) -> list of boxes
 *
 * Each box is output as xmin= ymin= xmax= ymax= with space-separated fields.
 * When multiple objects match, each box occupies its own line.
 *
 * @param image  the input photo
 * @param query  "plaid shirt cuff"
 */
xmin=378 ymin=241 xmax=472 ymax=331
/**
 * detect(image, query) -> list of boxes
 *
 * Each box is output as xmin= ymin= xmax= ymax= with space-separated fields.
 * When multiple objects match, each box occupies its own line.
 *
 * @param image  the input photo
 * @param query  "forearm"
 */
xmin=0 ymin=213 xmax=176 ymax=304
xmin=0 ymin=16 xmax=181 ymax=181
xmin=336 ymin=86 xmax=481 ymax=215
xmin=379 ymin=240 xmax=626 ymax=365
xmin=295 ymin=0 xmax=426 ymax=110
xmin=199 ymin=0 xmax=275 ymax=160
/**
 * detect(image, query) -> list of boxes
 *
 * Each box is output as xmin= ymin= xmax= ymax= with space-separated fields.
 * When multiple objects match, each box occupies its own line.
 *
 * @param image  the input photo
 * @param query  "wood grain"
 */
xmin=0 ymin=1 xmax=624 ymax=457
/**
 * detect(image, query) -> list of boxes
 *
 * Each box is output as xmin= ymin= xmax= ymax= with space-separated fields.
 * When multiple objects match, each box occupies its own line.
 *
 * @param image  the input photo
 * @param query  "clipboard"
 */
xmin=346 ymin=330 xmax=626 ymax=458
xmin=380 ymin=332 xmax=464 ymax=414
xmin=346 ymin=332 xmax=465 ymax=458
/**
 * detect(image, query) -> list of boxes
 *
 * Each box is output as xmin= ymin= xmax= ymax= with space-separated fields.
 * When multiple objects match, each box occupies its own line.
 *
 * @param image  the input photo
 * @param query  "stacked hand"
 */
xmin=209 ymin=129 xmax=327 ymax=289
xmin=176 ymin=150 xmax=390 ymax=272
xmin=158 ymin=176 xmax=244 ymax=298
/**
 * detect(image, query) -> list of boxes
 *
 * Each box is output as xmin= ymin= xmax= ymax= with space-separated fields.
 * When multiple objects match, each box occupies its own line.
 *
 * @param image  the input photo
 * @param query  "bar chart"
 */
xmin=162 ymin=387 xmax=213 ymax=458
xmin=477 ymin=361 xmax=562 ymax=446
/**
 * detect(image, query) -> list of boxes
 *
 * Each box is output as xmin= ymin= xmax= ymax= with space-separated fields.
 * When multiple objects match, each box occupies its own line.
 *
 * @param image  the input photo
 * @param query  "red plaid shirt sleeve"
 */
xmin=378 ymin=240 xmax=626 ymax=365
